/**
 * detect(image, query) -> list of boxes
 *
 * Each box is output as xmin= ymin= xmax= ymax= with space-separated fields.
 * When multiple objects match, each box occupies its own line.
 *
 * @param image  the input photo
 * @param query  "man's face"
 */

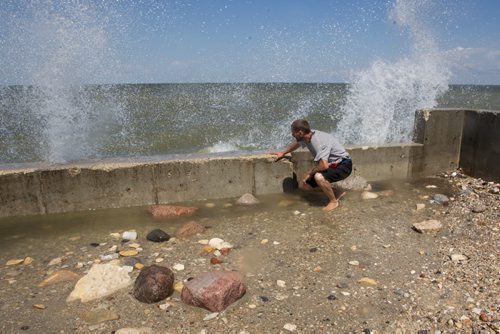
xmin=291 ymin=129 xmax=304 ymax=142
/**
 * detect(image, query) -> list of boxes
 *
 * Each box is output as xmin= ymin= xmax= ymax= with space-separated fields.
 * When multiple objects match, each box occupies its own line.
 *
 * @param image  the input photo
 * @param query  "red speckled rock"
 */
xmin=181 ymin=271 xmax=246 ymax=312
xmin=149 ymin=205 xmax=198 ymax=218
xmin=175 ymin=221 xmax=204 ymax=238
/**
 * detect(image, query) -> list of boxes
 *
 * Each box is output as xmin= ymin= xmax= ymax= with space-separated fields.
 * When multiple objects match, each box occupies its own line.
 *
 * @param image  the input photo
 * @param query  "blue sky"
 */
xmin=1 ymin=0 xmax=499 ymax=84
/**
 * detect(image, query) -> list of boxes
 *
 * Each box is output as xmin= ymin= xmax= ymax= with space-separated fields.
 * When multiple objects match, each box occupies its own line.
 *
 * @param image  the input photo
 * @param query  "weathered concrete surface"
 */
xmin=412 ymin=108 xmax=464 ymax=177
xmin=460 ymin=109 xmax=500 ymax=182
xmin=292 ymin=143 xmax=424 ymax=184
xmin=0 ymin=154 xmax=292 ymax=218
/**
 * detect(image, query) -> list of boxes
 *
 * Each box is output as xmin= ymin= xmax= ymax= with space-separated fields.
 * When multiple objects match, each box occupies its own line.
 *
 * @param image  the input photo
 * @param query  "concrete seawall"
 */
xmin=1 ymin=108 xmax=498 ymax=218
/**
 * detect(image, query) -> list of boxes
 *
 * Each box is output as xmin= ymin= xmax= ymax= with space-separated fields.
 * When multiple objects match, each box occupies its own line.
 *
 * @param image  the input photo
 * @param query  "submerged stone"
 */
xmin=149 ymin=205 xmax=198 ymax=218
xmin=175 ymin=221 xmax=204 ymax=238
xmin=412 ymin=220 xmax=443 ymax=234
xmin=236 ymin=193 xmax=259 ymax=205
xmin=39 ymin=270 xmax=80 ymax=287
xmin=146 ymin=229 xmax=171 ymax=242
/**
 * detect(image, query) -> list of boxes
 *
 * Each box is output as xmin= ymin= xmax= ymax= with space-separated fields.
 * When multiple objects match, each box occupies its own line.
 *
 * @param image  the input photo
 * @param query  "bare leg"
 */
xmin=314 ymin=173 xmax=338 ymax=211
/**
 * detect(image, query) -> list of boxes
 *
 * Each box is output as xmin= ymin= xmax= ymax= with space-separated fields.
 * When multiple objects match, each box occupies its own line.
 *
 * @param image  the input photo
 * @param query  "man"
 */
xmin=272 ymin=119 xmax=352 ymax=211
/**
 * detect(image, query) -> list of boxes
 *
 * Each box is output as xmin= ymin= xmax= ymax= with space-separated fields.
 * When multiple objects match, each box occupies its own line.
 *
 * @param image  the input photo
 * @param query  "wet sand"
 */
xmin=0 ymin=175 xmax=498 ymax=333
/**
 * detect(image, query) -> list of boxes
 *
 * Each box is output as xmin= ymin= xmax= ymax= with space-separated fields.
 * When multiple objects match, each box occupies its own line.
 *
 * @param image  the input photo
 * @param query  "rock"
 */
xmin=412 ymin=220 xmax=443 ymax=234
xmin=172 ymin=263 xmax=185 ymax=271
xmin=23 ymin=257 xmax=34 ymax=265
xmin=277 ymin=280 xmax=286 ymax=288
xmin=471 ymin=203 xmax=487 ymax=213
xmin=80 ymin=309 xmax=120 ymax=324
xmin=358 ymin=277 xmax=377 ymax=286
xmin=67 ymin=263 xmax=132 ymax=303
xmin=181 ymin=271 xmax=246 ymax=312
xmin=431 ymin=194 xmax=449 ymax=205
xmin=208 ymin=238 xmax=233 ymax=250
xmin=415 ymin=203 xmax=426 ymax=211
xmin=48 ymin=257 xmax=62 ymax=266
xmin=336 ymin=175 xmax=369 ymax=191
xmin=122 ymin=231 xmax=137 ymax=240
xmin=175 ymin=221 xmax=204 ymax=238
xmin=283 ymin=323 xmax=297 ymax=332
xmin=119 ymin=250 xmax=139 ymax=257
xmin=115 ymin=328 xmax=153 ymax=334
xmin=6 ymin=259 xmax=24 ymax=266
xmin=133 ymin=265 xmax=174 ymax=303
xmin=349 ymin=260 xmax=359 ymax=266
xmin=450 ymin=254 xmax=468 ymax=262
xmin=146 ymin=229 xmax=171 ymax=242
xmin=39 ymin=270 xmax=80 ymax=287
xmin=210 ymin=257 xmax=223 ymax=265
xmin=361 ymin=191 xmax=378 ymax=200
xmin=203 ymin=312 xmax=219 ymax=321
xmin=32 ymin=304 xmax=46 ymax=309
xmin=149 ymin=205 xmax=198 ymax=218
xmin=236 ymin=193 xmax=259 ymax=205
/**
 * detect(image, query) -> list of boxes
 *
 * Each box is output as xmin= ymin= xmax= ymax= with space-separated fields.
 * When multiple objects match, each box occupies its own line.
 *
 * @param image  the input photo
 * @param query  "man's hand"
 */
xmin=302 ymin=173 xmax=311 ymax=185
xmin=270 ymin=151 xmax=286 ymax=162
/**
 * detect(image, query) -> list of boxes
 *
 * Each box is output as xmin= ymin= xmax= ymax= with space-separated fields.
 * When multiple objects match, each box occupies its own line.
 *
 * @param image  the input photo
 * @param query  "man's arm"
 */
xmin=270 ymin=141 xmax=300 ymax=161
xmin=302 ymin=159 xmax=329 ymax=184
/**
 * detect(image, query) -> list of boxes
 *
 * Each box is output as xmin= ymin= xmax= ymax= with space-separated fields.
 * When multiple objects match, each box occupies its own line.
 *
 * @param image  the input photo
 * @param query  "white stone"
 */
xmin=415 ymin=203 xmax=426 ymax=211
xmin=172 ymin=263 xmax=185 ymax=271
xmin=277 ymin=280 xmax=286 ymax=288
xmin=122 ymin=231 xmax=137 ymax=240
xmin=198 ymin=239 xmax=209 ymax=245
xmin=348 ymin=260 xmax=359 ymax=266
xmin=122 ymin=266 xmax=134 ymax=273
xmin=283 ymin=323 xmax=297 ymax=332
xmin=203 ymin=312 xmax=219 ymax=321
xmin=67 ymin=263 xmax=132 ymax=303
xmin=48 ymin=257 xmax=62 ymax=266
xmin=361 ymin=191 xmax=378 ymax=200
xmin=450 ymin=254 xmax=468 ymax=262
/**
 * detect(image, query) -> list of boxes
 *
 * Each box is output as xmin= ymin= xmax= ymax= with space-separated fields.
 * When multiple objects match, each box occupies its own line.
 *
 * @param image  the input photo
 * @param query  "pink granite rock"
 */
xmin=175 ymin=221 xmax=204 ymax=238
xmin=149 ymin=205 xmax=198 ymax=218
xmin=181 ymin=271 xmax=246 ymax=312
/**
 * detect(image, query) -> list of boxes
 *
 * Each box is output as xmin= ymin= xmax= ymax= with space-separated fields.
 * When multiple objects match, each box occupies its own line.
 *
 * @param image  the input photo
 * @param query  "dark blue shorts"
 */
xmin=306 ymin=159 xmax=352 ymax=188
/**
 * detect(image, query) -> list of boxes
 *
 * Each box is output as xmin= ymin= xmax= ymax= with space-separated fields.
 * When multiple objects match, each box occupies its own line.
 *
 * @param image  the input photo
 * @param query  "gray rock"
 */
xmin=412 ymin=220 xmax=443 ymax=234
xmin=431 ymin=194 xmax=449 ymax=205
xmin=236 ymin=193 xmax=259 ymax=205
xmin=336 ymin=175 xmax=369 ymax=191
xmin=471 ymin=203 xmax=487 ymax=213
xmin=133 ymin=265 xmax=174 ymax=303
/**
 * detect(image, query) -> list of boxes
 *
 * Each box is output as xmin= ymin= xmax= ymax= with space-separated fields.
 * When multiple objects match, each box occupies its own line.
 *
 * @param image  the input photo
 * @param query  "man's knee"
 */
xmin=314 ymin=172 xmax=326 ymax=183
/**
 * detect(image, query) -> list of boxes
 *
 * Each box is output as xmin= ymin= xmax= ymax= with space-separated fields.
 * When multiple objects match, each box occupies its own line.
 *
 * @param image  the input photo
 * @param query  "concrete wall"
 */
xmin=460 ymin=110 xmax=500 ymax=182
xmin=1 ymin=108 xmax=498 ymax=218
xmin=0 ymin=155 xmax=293 ymax=218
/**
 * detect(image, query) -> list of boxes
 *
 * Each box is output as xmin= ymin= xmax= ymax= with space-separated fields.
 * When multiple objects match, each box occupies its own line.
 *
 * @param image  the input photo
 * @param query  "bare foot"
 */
xmin=322 ymin=200 xmax=339 ymax=212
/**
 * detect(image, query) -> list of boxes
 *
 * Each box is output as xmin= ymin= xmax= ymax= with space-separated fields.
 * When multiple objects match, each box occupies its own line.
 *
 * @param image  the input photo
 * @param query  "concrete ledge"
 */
xmin=0 ymin=153 xmax=293 ymax=218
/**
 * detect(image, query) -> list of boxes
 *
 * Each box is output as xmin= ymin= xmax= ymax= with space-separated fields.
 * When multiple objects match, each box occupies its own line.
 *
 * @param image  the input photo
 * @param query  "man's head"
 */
xmin=291 ymin=119 xmax=311 ymax=142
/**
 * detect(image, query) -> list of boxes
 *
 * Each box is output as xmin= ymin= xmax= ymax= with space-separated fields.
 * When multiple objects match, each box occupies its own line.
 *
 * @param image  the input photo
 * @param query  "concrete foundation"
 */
xmin=1 ymin=108 xmax=498 ymax=218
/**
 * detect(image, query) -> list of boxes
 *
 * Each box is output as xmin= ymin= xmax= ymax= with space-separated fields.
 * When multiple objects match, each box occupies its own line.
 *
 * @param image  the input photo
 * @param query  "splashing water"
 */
xmin=337 ymin=0 xmax=451 ymax=145
xmin=1 ymin=1 xmax=126 ymax=163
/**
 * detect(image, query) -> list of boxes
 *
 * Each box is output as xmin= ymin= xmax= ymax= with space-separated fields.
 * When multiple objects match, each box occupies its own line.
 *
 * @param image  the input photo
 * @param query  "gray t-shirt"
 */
xmin=300 ymin=129 xmax=350 ymax=163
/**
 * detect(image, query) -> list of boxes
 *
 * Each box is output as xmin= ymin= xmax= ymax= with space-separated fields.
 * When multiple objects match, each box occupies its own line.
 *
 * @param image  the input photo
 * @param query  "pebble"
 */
xmin=293 ymin=210 xmax=301 ymax=215
xmin=119 ymin=250 xmax=139 ymax=257
xmin=6 ymin=259 xmax=24 ymax=266
xmin=205 ymin=202 xmax=216 ymax=208
xmin=260 ymin=239 xmax=269 ymax=244
xmin=361 ymin=191 xmax=378 ymax=200
xmin=203 ymin=312 xmax=219 ymax=321
xmin=412 ymin=220 xmax=442 ymax=234
xmin=277 ymin=280 xmax=286 ymax=288
xmin=358 ymin=277 xmax=377 ymax=286
xmin=471 ymin=203 xmax=487 ymax=213
xmin=172 ymin=263 xmax=185 ymax=271
xmin=32 ymin=304 xmax=46 ymax=309
xmin=349 ymin=260 xmax=359 ymax=266
xmin=283 ymin=323 xmax=297 ymax=332
xmin=416 ymin=203 xmax=426 ymax=211
xmin=48 ymin=257 xmax=62 ymax=266
xmin=158 ymin=302 xmax=172 ymax=310
xmin=450 ymin=254 xmax=468 ymax=261
xmin=198 ymin=239 xmax=209 ymax=245
xmin=155 ymin=258 xmax=164 ymax=263
xmin=122 ymin=231 xmax=137 ymax=241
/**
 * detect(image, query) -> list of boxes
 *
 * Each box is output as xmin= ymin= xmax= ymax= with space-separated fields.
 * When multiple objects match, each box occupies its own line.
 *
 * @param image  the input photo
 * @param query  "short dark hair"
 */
xmin=291 ymin=119 xmax=311 ymax=133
